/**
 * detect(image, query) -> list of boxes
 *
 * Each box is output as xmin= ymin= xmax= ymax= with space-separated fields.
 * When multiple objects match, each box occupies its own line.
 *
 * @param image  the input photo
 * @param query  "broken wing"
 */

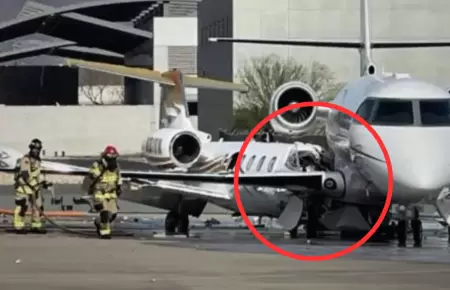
xmin=64 ymin=58 xmax=247 ymax=92
xmin=0 ymin=166 xmax=345 ymax=199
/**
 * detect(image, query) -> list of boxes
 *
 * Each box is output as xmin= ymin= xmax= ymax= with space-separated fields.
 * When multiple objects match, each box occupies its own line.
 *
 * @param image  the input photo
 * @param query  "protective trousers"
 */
xmin=94 ymin=193 xmax=118 ymax=237
xmin=14 ymin=192 xmax=43 ymax=231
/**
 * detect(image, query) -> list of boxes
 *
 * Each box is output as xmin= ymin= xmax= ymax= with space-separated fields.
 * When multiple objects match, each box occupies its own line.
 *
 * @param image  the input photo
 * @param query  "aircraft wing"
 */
xmin=209 ymin=37 xmax=450 ymax=49
xmin=64 ymin=58 xmax=247 ymax=92
xmin=0 ymin=166 xmax=344 ymax=198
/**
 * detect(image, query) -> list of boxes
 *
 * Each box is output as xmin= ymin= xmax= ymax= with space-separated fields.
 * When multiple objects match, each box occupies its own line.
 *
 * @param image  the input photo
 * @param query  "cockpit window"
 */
xmin=356 ymin=99 xmax=375 ymax=121
xmin=419 ymin=99 xmax=450 ymax=126
xmin=371 ymin=100 xmax=414 ymax=125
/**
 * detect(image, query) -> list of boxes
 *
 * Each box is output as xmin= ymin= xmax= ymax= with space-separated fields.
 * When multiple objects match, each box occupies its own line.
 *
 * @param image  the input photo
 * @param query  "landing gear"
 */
xmin=287 ymin=198 xmax=321 ymax=241
xmin=289 ymin=227 xmax=298 ymax=239
xmin=396 ymin=205 xmax=422 ymax=247
xmin=165 ymin=210 xmax=190 ymax=237
xmin=396 ymin=205 xmax=407 ymax=247
xmin=448 ymin=226 xmax=450 ymax=245
xmin=396 ymin=219 xmax=407 ymax=247
xmin=411 ymin=207 xmax=422 ymax=248
xmin=305 ymin=199 xmax=319 ymax=240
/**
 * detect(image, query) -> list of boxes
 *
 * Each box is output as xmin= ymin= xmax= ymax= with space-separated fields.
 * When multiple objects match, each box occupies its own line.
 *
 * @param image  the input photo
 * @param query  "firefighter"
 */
xmin=13 ymin=138 xmax=52 ymax=234
xmin=83 ymin=145 xmax=122 ymax=239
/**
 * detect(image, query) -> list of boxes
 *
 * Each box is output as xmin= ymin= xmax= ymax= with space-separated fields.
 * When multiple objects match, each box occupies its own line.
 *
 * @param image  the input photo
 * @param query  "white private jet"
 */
xmin=2 ymin=0 xmax=450 ymax=247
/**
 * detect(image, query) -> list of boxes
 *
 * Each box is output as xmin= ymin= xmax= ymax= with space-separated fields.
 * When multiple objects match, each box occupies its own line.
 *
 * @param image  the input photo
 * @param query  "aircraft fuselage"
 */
xmin=126 ymin=75 xmax=450 ymax=223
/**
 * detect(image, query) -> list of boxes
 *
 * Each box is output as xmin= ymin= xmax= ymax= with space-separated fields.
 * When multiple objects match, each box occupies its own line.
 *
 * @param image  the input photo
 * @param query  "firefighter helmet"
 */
xmin=102 ymin=145 xmax=119 ymax=158
xmin=29 ymin=138 xmax=42 ymax=150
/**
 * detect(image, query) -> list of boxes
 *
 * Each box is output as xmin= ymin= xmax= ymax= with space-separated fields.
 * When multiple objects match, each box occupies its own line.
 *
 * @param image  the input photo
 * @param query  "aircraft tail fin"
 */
xmin=64 ymin=58 xmax=247 ymax=130
xmin=159 ymin=70 xmax=192 ymax=130
xmin=209 ymin=0 xmax=450 ymax=77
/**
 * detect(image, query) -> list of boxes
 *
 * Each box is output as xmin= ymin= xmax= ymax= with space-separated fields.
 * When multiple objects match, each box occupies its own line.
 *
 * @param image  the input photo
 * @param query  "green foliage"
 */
xmin=233 ymin=54 xmax=345 ymax=132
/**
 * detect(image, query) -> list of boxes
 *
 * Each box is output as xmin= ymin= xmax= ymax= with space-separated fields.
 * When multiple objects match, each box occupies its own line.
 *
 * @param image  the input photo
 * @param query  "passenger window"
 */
xmin=152 ymin=139 xmax=158 ymax=153
xmin=419 ymin=99 xmax=450 ymax=126
xmin=355 ymin=99 xmax=375 ymax=122
xmin=146 ymin=138 xmax=153 ymax=152
xmin=256 ymin=156 xmax=266 ymax=172
xmin=371 ymin=99 xmax=414 ymax=125
xmin=157 ymin=139 xmax=162 ymax=154
xmin=246 ymin=155 xmax=256 ymax=171
xmin=267 ymin=157 xmax=277 ymax=172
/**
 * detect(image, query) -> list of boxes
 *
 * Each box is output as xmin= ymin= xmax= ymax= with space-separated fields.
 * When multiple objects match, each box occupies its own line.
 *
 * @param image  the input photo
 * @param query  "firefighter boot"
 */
xmin=99 ymin=211 xmax=112 ymax=239
xmin=13 ymin=200 xmax=27 ymax=234
xmin=94 ymin=218 xmax=101 ymax=236
xmin=30 ymin=221 xmax=47 ymax=234
xmin=30 ymin=208 xmax=46 ymax=234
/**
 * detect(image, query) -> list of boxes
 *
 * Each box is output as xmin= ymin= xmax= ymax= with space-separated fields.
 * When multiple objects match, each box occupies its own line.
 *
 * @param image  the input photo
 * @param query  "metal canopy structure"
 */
xmin=0 ymin=40 xmax=124 ymax=65
xmin=39 ymin=13 xmax=152 ymax=54
xmin=71 ymin=0 xmax=163 ymax=21
xmin=0 ymin=0 xmax=181 ymax=106
xmin=53 ymin=46 xmax=124 ymax=64
xmin=0 ymin=0 xmax=162 ymax=64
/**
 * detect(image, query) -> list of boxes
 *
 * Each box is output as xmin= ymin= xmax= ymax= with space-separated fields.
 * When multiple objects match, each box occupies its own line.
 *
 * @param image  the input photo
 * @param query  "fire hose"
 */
xmin=0 ymin=184 xmax=112 ymax=237
xmin=32 ymin=185 xmax=101 ymax=237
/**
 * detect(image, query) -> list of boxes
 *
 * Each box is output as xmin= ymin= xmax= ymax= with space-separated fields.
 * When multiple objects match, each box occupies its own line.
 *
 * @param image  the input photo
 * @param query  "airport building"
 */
xmin=0 ymin=0 xmax=208 ymax=155
xmin=199 ymin=0 xmax=450 ymax=86
xmin=2 ymin=0 xmax=450 ymax=155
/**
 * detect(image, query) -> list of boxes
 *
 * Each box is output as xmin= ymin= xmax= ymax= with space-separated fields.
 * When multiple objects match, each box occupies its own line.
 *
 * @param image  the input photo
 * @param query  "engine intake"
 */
xmin=169 ymin=131 xmax=202 ymax=167
xmin=269 ymin=81 xmax=319 ymax=135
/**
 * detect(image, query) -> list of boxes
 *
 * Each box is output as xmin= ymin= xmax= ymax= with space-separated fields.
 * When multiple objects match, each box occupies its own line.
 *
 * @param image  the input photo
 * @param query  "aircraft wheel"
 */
xmin=411 ymin=219 xmax=422 ymax=248
xmin=165 ymin=211 xmax=178 ymax=235
xmin=396 ymin=220 xmax=407 ymax=247
xmin=289 ymin=227 xmax=298 ymax=239
xmin=177 ymin=214 xmax=190 ymax=237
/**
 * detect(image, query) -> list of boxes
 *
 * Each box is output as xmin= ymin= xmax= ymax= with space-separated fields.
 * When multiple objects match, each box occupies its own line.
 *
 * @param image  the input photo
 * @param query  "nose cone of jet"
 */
xmin=351 ymin=126 xmax=450 ymax=202
xmin=396 ymin=160 xmax=450 ymax=192
xmin=378 ymin=128 xmax=450 ymax=199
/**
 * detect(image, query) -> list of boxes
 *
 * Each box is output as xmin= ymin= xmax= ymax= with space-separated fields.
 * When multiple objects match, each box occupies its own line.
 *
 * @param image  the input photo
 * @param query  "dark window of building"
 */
xmin=188 ymin=101 xmax=198 ymax=116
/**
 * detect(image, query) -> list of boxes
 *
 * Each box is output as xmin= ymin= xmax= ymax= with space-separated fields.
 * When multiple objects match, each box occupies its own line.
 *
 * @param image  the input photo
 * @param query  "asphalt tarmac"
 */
xmin=1 ymin=229 xmax=450 ymax=290
xmin=1 ymin=180 xmax=450 ymax=289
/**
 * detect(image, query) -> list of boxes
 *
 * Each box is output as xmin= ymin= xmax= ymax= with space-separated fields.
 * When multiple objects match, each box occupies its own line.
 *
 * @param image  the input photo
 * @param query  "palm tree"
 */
xmin=233 ymin=54 xmax=345 ymax=134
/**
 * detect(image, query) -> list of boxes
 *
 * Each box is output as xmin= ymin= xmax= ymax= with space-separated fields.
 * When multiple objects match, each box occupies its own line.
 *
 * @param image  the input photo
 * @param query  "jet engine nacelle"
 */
xmin=269 ymin=81 xmax=319 ymax=136
xmin=142 ymin=128 xmax=211 ymax=169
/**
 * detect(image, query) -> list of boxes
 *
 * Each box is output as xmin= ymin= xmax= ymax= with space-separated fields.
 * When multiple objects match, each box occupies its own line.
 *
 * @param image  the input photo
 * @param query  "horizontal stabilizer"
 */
xmin=209 ymin=37 xmax=450 ymax=49
xmin=65 ymin=58 xmax=247 ymax=92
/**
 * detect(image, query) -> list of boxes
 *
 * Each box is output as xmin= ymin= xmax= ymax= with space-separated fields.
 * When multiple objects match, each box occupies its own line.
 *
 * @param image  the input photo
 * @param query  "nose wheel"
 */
xmin=396 ymin=206 xmax=422 ymax=247
xmin=411 ymin=207 xmax=422 ymax=247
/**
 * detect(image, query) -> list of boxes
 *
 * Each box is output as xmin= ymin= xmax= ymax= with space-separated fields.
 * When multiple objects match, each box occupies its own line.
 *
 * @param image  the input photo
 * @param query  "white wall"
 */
xmin=0 ymin=105 xmax=198 ymax=156
xmin=154 ymin=17 xmax=198 ymax=47
xmin=0 ymin=106 xmax=157 ymax=156
xmin=232 ymin=0 xmax=450 ymax=86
